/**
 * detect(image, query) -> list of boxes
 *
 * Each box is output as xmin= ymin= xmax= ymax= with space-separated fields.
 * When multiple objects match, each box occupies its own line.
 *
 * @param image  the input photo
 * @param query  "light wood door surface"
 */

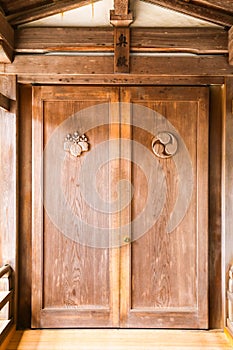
xmin=32 ymin=86 xmax=208 ymax=329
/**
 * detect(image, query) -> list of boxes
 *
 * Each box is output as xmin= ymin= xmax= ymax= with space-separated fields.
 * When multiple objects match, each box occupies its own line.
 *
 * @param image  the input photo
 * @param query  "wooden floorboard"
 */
xmin=5 ymin=329 xmax=233 ymax=349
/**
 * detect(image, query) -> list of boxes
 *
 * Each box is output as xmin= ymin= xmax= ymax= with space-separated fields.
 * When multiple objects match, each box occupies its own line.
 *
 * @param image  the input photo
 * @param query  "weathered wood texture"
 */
xmin=228 ymin=27 xmax=233 ymax=65
xmin=114 ymin=27 xmax=130 ymax=73
xmin=17 ymin=84 xmax=32 ymax=330
xmin=0 ymin=12 xmax=14 ymax=63
xmin=32 ymin=86 xmax=120 ymax=328
xmin=223 ymin=78 xmax=233 ymax=329
xmin=120 ymin=86 xmax=209 ymax=328
xmin=209 ymin=85 xmax=223 ymax=329
xmin=142 ymin=0 xmax=233 ymax=27
xmin=0 ymin=55 xmax=232 ymax=86
xmin=5 ymin=329 xmax=233 ymax=350
xmin=0 ymin=75 xmax=17 ymax=269
xmin=14 ymin=27 xmax=228 ymax=54
xmin=3 ymin=0 xmax=99 ymax=27
xmin=0 ymin=75 xmax=17 ymax=337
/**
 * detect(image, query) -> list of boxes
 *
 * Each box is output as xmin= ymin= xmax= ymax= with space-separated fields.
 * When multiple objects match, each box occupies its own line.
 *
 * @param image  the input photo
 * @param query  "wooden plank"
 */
xmin=222 ymin=77 xmax=233 ymax=329
xmin=8 ymin=0 xmax=99 ymax=27
xmin=141 ymin=0 xmax=233 ymax=27
xmin=14 ymin=27 xmax=228 ymax=54
xmin=15 ymin=74 xmax=224 ymax=85
xmin=1 ymin=55 xmax=233 ymax=77
xmin=0 ymin=92 xmax=10 ymax=111
xmin=0 ymin=13 xmax=14 ymax=63
xmin=5 ymin=329 xmax=233 ymax=349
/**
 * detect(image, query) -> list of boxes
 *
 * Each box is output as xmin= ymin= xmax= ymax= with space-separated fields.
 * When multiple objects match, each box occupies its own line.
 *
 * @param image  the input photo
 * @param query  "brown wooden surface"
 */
xmin=5 ymin=329 xmax=233 ymax=350
xmin=32 ymin=86 xmax=120 ymax=328
xmin=31 ymin=86 xmax=209 ymax=329
xmin=1 ymin=55 xmax=232 ymax=80
xmin=223 ymin=78 xmax=233 ymax=329
xmin=18 ymin=84 xmax=32 ymax=329
xmin=0 ymin=12 xmax=14 ymax=63
xmin=209 ymin=85 xmax=223 ymax=329
xmin=228 ymin=27 xmax=233 ymax=65
xmin=0 ymin=92 xmax=10 ymax=111
xmin=14 ymin=27 xmax=228 ymax=54
xmin=120 ymin=86 xmax=209 ymax=328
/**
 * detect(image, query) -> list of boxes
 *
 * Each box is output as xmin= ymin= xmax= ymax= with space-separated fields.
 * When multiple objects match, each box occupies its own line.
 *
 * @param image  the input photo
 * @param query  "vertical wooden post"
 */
xmin=110 ymin=0 xmax=133 ymax=73
xmin=223 ymin=78 xmax=233 ymax=333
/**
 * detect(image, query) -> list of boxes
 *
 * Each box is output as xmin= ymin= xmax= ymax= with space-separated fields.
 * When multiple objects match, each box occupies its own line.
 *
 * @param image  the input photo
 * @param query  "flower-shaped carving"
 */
xmin=64 ymin=132 xmax=89 ymax=157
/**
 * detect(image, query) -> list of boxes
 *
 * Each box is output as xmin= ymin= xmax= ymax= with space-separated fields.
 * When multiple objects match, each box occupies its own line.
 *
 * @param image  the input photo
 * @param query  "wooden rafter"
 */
xmin=141 ymin=0 xmax=233 ymax=27
xmin=7 ymin=0 xmax=100 ymax=27
xmin=0 ymin=12 xmax=14 ymax=63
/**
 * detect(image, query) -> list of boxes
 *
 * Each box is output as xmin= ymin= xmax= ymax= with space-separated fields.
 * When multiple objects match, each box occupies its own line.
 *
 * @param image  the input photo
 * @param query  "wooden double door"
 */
xmin=32 ymin=86 xmax=208 ymax=329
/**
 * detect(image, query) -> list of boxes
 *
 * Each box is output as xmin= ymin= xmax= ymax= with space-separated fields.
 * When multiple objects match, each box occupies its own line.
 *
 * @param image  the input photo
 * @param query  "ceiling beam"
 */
xmin=0 ymin=12 xmax=14 ymax=63
xmin=141 ymin=0 xmax=233 ymax=27
xmin=7 ymin=0 xmax=100 ymax=27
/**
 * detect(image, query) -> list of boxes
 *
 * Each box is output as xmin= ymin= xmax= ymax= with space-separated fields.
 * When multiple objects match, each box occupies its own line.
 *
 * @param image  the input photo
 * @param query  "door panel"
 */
xmin=32 ymin=86 xmax=120 ymax=328
xmin=32 ymin=86 xmax=208 ymax=329
xmin=120 ymin=87 xmax=208 ymax=328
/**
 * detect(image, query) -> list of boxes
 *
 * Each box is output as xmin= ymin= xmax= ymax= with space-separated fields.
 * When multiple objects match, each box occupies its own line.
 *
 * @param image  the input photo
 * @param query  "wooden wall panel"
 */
xmin=17 ymin=84 xmax=32 ymax=329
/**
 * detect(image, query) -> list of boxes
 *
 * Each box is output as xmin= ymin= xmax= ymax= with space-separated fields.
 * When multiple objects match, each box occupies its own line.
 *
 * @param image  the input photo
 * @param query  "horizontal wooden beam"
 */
xmin=0 ymin=92 xmax=10 ymax=111
xmin=0 ymin=55 xmax=231 ymax=81
xmin=0 ymin=12 xmax=14 ymax=63
xmin=14 ymin=27 xmax=228 ymax=55
xmin=141 ymin=0 xmax=233 ymax=27
xmin=8 ymin=0 xmax=99 ymax=27
xmin=14 ymin=74 xmax=224 ymax=86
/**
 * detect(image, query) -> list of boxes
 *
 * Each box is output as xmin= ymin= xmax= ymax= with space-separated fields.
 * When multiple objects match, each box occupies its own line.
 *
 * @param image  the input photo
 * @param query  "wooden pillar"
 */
xmin=110 ymin=0 xmax=133 ymax=73
xmin=223 ymin=78 xmax=233 ymax=334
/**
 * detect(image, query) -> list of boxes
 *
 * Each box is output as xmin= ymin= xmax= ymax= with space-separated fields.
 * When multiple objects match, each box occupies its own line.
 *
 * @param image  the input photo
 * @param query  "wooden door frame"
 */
xmin=16 ymin=80 xmax=228 ymax=331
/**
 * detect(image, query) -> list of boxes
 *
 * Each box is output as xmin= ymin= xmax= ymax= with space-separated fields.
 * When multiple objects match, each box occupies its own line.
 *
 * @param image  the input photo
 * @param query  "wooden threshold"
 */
xmin=5 ymin=329 xmax=232 ymax=350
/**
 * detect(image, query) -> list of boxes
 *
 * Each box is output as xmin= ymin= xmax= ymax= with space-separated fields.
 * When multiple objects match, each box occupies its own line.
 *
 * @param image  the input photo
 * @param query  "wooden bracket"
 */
xmin=110 ymin=0 xmax=133 ymax=74
xmin=0 ymin=13 xmax=14 ymax=63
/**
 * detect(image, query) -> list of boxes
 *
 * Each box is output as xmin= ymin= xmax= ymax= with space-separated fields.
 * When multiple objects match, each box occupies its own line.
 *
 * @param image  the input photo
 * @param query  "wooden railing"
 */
xmin=0 ymin=264 xmax=14 ymax=345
